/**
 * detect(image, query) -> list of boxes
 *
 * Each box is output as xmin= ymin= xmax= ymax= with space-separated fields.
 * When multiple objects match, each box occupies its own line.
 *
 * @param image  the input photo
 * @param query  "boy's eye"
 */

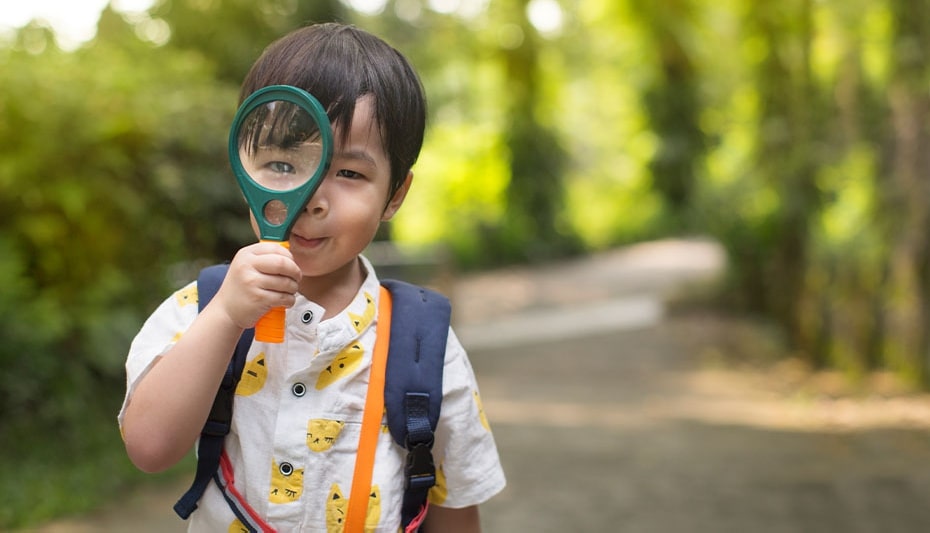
xmin=337 ymin=169 xmax=362 ymax=179
xmin=269 ymin=161 xmax=296 ymax=174
xmin=247 ymin=159 xmax=303 ymax=190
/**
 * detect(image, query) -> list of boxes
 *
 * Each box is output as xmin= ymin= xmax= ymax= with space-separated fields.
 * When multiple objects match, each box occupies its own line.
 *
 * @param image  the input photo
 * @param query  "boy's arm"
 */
xmin=122 ymin=298 xmax=244 ymax=472
xmin=121 ymin=242 xmax=300 ymax=473
xmin=421 ymin=505 xmax=482 ymax=533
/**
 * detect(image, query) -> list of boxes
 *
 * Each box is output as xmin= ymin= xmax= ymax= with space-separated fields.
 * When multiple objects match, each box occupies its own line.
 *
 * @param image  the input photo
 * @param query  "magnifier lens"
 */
xmin=263 ymin=199 xmax=288 ymax=226
xmin=237 ymin=100 xmax=326 ymax=225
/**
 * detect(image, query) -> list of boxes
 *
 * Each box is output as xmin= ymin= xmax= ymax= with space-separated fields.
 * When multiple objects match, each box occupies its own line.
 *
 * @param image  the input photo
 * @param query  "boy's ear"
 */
xmin=382 ymin=171 xmax=413 ymax=221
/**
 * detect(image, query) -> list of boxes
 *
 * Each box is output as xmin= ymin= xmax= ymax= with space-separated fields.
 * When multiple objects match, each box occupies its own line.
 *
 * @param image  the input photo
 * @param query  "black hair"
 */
xmin=240 ymin=23 xmax=427 ymax=200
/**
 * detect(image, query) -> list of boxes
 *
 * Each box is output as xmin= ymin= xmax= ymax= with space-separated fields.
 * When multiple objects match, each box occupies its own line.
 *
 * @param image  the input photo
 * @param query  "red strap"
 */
xmin=344 ymin=286 xmax=392 ymax=532
xmin=218 ymin=451 xmax=277 ymax=533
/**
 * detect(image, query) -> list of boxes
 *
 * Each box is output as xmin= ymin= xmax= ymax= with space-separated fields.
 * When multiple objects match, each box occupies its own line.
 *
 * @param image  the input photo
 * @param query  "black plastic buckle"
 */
xmin=203 ymin=384 xmax=235 ymax=438
xmin=405 ymin=442 xmax=436 ymax=490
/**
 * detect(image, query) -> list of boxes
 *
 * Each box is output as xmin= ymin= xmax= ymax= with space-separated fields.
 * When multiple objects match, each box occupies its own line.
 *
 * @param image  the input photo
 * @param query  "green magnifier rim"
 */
xmin=229 ymin=85 xmax=333 ymax=242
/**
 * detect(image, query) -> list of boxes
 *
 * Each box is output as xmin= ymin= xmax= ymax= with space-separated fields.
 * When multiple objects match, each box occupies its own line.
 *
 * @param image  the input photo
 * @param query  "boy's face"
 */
xmin=250 ymin=95 xmax=409 ymax=279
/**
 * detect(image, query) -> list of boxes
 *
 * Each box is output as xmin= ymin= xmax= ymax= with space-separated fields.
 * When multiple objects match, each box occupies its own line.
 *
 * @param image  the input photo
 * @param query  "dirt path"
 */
xmin=34 ymin=240 xmax=930 ymax=532
xmin=475 ymin=313 xmax=930 ymax=532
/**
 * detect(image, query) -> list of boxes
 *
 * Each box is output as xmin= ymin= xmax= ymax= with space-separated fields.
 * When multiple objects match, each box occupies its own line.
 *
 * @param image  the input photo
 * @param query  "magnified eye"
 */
xmin=268 ymin=160 xmax=295 ymax=174
xmin=241 ymin=131 xmax=324 ymax=185
xmin=246 ymin=155 xmax=303 ymax=190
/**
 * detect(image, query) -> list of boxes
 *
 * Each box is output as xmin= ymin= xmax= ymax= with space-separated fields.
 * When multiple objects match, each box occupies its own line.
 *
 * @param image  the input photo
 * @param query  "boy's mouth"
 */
xmin=292 ymin=232 xmax=326 ymax=249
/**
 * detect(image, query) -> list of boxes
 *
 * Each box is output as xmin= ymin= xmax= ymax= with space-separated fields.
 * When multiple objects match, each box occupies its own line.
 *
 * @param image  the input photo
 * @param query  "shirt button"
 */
xmin=279 ymin=462 xmax=294 ymax=476
xmin=301 ymin=310 xmax=314 ymax=323
xmin=292 ymin=382 xmax=307 ymax=397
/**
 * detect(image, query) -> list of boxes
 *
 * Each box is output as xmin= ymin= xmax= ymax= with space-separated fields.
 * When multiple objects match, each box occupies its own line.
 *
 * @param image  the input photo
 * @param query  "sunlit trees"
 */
xmin=632 ymin=0 xmax=705 ymax=231
xmin=0 ymin=6 xmax=235 ymax=467
xmin=876 ymin=0 xmax=930 ymax=382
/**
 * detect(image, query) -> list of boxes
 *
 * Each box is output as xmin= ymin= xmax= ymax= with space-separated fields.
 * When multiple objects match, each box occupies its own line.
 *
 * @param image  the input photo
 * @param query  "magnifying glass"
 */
xmin=229 ymin=85 xmax=333 ymax=343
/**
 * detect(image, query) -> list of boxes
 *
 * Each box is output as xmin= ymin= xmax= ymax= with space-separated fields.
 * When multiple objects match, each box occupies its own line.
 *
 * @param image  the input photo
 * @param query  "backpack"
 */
xmin=173 ymin=264 xmax=451 ymax=532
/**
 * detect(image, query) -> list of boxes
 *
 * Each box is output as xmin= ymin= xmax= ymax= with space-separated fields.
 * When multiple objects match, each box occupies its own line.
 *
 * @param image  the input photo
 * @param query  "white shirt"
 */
xmin=119 ymin=256 xmax=506 ymax=531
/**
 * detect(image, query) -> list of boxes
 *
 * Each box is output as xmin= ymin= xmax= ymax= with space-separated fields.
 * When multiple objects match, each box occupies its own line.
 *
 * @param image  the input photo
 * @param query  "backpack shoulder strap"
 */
xmin=380 ymin=279 xmax=451 ymax=530
xmin=174 ymin=264 xmax=254 ymax=519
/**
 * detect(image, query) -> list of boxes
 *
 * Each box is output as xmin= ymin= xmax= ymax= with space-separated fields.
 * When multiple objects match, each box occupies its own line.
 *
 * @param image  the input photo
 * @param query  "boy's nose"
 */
xmin=305 ymin=190 xmax=328 ymax=216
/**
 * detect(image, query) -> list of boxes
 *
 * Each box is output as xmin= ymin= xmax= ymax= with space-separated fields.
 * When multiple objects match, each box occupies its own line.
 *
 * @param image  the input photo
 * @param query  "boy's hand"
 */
xmin=212 ymin=242 xmax=302 ymax=330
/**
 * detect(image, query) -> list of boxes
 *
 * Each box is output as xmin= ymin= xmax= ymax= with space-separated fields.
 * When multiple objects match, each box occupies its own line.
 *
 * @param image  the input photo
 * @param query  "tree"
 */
xmin=722 ymin=0 xmax=824 ymax=349
xmin=632 ymin=0 xmax=705 ymax=230
xmin=489 ymin=0 xmax=580 ymax=263
xmin=0 ymin=14 xmax=237 ymax=440
xmin=150 ymin=0 xmax=347 ymax=85
xmin=878 ymin=0 xmax=930 ymax=382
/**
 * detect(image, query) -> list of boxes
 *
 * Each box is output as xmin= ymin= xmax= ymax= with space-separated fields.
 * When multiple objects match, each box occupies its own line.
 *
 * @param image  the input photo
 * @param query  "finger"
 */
xmin=252 ymin=241 xmax=294 ymax=257
xmin=253 ymin=251 xmax=301 ymax=282
xmin=255 ymin=270 xmax=300 ymax=296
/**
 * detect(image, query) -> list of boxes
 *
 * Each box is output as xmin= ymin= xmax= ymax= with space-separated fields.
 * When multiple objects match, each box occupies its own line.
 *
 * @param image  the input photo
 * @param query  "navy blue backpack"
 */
xmin=173 ymin=264 xmax=451 ymax=531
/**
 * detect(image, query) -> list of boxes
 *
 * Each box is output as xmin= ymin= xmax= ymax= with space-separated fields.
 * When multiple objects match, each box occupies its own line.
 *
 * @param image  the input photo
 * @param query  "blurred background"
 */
xmin=4 ymin=0 xmax=930 ymax=529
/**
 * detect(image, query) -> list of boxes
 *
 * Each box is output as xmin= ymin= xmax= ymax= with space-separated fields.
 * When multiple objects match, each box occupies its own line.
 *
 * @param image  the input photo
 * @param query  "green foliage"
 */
xmin=0 ymin=17 xmax=243 ymax=528
xmin=632 ymin=0 xmax=706 ymax=229
xmin=393 ymin=122 xmax=510 ymax=255
xmin=0 ymin=404 xmax=191 ymax=528
xmin=150 ymin=0 xmax=348 ymax=83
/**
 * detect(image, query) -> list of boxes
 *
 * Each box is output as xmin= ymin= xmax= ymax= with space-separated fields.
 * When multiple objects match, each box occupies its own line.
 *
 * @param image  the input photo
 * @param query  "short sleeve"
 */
xmin=428 ymin=328 xmax=506 ymax=508
xmin=117 ymin=281 xmax=200 ymax=430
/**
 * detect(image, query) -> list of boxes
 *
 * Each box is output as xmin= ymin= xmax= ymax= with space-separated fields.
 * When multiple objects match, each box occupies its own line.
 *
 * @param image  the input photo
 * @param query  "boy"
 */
xmin=119 ymin=23 xmax=505 ymax=532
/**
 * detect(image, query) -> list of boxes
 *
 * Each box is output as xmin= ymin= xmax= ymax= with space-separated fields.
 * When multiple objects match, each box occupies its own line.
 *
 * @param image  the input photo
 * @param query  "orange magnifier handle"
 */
xmin=254 ymin=240 xmax=290 ymax=343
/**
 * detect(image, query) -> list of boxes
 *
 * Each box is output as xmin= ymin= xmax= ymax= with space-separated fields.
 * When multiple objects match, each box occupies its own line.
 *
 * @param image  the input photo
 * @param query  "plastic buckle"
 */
xmin=404 ymin=442 xmax=436 ymax=490
xmin=203 ymin=388 xmax=235 ymax=437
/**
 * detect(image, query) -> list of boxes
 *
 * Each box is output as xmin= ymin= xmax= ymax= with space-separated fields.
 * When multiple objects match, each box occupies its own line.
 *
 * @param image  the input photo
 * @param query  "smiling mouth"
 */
xmin=292 ymin=233 xmax=326 ymax=248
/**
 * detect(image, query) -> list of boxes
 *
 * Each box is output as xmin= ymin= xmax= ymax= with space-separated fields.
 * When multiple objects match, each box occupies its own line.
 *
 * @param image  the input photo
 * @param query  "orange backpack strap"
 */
xmin=343 ymin=286 xmax=392 ymax=532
